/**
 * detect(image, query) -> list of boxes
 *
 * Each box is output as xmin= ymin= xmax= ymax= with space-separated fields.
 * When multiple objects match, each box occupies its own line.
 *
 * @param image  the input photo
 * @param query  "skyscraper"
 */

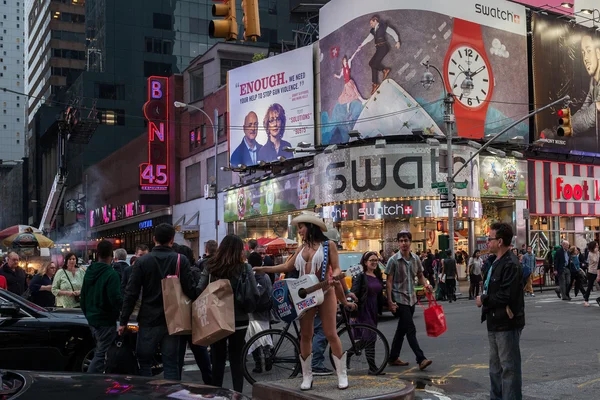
xmin=0 ymin=0 xmax=25 ymax=161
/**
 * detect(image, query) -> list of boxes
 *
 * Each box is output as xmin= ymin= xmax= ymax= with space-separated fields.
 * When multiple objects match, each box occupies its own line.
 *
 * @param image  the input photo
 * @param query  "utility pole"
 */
xmin=444 ymin=94 xmax=456 ymax=258
xmin=213 ymin=108 xmax=219 ymax=243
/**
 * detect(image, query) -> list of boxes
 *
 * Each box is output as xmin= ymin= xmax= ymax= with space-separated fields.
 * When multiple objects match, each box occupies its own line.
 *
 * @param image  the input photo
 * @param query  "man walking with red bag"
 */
xmin=476 ymin=222 xmax=525 ymax=400
xmin=385 ymin=230 xmax=433 ymax=370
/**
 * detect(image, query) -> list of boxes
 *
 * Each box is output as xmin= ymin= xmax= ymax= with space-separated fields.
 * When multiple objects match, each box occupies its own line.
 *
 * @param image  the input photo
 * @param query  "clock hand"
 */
xmin=458 ymin=65 xmax=466 ymax=73
xmin=471 ymin=66 xmax=485 ymax=77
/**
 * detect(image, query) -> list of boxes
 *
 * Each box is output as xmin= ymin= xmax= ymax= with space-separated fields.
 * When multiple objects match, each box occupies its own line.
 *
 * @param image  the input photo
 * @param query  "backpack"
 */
xmin=254 ymin=273 xmax=273 ymax=313
xmin=234 ymin=263 xmax=260 ymax=313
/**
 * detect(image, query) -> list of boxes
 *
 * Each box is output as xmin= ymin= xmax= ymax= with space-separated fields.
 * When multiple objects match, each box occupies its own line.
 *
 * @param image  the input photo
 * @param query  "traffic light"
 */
xmin=557 ymin=107 xmax=572 ymax=136
xmin=209 ymin=0 xmax=238 ymax=41
xmin=241 ymin=0 xmax=261 ymax=41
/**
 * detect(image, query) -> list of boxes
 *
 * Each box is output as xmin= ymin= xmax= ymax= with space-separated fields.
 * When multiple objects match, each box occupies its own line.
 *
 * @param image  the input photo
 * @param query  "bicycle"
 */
xmin=242 ymin=302 xmax=390 ymax=385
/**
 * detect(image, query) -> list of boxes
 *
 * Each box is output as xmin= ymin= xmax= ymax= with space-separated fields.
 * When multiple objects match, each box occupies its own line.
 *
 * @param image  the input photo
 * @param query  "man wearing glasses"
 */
xmin=476 ymin=222 xmax=525 ymax=400
xmin=385 ymin=230 xmax=433 ymax=370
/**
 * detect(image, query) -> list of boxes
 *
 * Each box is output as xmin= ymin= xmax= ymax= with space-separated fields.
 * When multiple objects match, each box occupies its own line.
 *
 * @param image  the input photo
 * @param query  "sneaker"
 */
xmin=584 ymin=301 xmax=590 ymax=307
xmin=419 ymin=359 xmax=433 ymax=371
xmin=313 ymin=367 xmax=333 ymax=376
xmin=597 ymin=298 xmax=600 ymax=307
xmin=530 ymin=293 xmax=535 ymax=297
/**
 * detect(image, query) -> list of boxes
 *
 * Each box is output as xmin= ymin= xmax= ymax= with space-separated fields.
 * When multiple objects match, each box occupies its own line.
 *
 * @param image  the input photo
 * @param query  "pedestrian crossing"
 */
xmin=528 ymin=292 xmax=599 ymax=306
xmin=182 ymin=349 xmax=229 ymax=372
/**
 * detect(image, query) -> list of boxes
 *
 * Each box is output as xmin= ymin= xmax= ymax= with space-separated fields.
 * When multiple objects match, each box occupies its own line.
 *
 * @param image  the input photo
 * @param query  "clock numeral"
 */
xmin=468 ymin=98 xmax=473 ymax=106
xmin=465 ymin=49 xmax=474 ymax=58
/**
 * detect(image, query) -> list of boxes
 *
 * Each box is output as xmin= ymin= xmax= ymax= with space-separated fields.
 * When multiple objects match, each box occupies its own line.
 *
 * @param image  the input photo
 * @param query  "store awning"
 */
xmin=89 ymin=207 xmax=172 ymax=233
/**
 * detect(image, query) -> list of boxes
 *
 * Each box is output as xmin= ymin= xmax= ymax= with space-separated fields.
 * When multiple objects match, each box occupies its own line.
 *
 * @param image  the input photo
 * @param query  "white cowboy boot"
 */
xmin=300 ymin=353 xmax=313 ymax=390
xmin=332 ymin=352 xmax=349 ymax=390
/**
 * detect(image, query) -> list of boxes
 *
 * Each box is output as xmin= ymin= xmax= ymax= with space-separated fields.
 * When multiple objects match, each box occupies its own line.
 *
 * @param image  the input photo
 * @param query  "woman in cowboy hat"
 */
xmin=253 ymin=211 xmax=357 ymax=390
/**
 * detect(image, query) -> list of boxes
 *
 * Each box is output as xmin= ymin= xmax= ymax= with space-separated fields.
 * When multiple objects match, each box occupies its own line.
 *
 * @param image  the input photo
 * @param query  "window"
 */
xmin=200 ymin=124 xmax=207 ymax=145
xmin=189 ymin=17 xmax=207 ymax=35
xmin=190 ymin=69 xmax=203 ymax=102
xmin=52 ymin=48 xmax=85 ymax=60
xmin=218 ymin=114 xmax=226 ymax=138
xmin=153 ymin=13 xmax=171 ymax=30
xmin=94 ymin=83 xmax=125 ymax=100
xmin=185 ymin=162 xmax=202 ymax=201
xmin=144 ymin=37 xmax=172 ymax=55
xmin=97 ymin=109 xmax=125 ymax=125
xmin=144 ymin=61 xmax=171 ymax=77
xmin=16 ymin=139 xmax=19 ymax=144
xmin=220 ymin=59 xmax=250 ymax=86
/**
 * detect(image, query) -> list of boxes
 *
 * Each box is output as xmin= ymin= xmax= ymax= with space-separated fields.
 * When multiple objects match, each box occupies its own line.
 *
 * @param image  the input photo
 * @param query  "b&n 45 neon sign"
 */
xmin=140 ymin=76 xmax=169 ymax=191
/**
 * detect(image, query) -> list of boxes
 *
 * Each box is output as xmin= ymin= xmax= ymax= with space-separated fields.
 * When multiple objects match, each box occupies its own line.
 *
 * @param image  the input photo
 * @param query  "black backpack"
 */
xmin=234 ymin=263 xmax=260 ymax=313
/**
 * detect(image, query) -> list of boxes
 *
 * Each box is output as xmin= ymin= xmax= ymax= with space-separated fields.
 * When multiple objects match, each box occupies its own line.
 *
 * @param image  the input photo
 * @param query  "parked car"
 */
xmin=0 ymin=289 xmax=161 ymax=374
xmin=0 ymin=370 xmax=250 ymax=400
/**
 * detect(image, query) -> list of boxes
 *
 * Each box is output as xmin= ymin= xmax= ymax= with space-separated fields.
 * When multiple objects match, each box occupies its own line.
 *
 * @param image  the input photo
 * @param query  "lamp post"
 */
xmin=421 ymin=61 xmax=472 ymax=257
xmin=174 ymin=101 xmax=219 ymax=242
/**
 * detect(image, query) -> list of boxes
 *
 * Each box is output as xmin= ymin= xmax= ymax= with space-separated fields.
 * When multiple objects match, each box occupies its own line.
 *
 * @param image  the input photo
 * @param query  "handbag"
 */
xmin=105 ymin=333 xmax=139 ymax=374
xmin=235 ymin=263 xmax=260 ymax=313
xmin=159 ymin=254 xmax=193 ymax=335
xmin=192 ymin=275 xmax=236 ymax=346
xmin=63 ymin=269 xmax=80 ymax=303
xmin=418 ymin=292 xmax=447 ymax=337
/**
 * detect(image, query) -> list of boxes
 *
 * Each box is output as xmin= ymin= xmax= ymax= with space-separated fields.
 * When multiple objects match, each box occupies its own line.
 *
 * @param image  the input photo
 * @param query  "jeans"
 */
xmin=211 ymin=328 xmax=247 ymax=393
xmin=584 ymin=272 xmax=597 ymax=302
xmin=570 ymin=271 xmax=586 ymax=297
xmin=389 ymin=304 xmax=426 ymax=364
xmin=523 ymin=275 xmax=533 ymax=294
xmin=88 ymin=325 xmax=117 ymax=374
xmin=312 ymin=313 xmax=327 ymax=369
xmin=488 ymin=329 xmax=523 ymax=400
xmin=446 ymin=278 xmax=457 ymax=301
xmin=137 ymin=325 xmax=180 ymax=380
xmin=559 ymin=269 xmax=571 ymax=299
xmin=178 ymin=335 xmax=212 ymax=384
xmin=469 ymin=275 xmax=482 ymax=298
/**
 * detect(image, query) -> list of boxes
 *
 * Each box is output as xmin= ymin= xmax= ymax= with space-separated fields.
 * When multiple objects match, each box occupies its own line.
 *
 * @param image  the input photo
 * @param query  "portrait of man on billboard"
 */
xmin=230 ymin=111 xmax=262 ymax=167
xmin=570 ymin=34 xmax=600 ymax=135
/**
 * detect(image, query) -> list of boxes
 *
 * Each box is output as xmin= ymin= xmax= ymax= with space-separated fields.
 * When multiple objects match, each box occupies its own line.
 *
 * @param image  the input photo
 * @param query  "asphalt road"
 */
xmin=182 ymin=287 xmax=600 ymax=399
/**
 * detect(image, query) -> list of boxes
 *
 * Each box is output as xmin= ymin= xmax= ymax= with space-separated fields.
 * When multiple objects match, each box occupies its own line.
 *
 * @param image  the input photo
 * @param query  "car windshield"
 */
xmin=338 ymin=252 xmax=363 ymax=271
xmin=0 ymin=289 xmax=47 ymax=313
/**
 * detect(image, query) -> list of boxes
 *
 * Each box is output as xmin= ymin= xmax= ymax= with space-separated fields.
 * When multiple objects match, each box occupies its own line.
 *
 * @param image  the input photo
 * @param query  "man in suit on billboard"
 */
xmin=571 ymin=34 xmax=600 ymax=136
xmin=231 ymin=111 xmax=262 ymax=167
xmin=353 ymin=15 xmax=401 ymax=95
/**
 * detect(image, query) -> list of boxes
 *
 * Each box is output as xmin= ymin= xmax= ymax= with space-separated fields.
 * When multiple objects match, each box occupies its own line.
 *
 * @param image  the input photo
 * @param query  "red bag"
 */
xmin=418 ymin=292 xmax=447 ymax=337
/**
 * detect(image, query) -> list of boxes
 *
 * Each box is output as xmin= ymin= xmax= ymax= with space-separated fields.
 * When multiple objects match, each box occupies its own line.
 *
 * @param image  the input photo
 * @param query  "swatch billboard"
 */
xmin=318 ymin=0 xmax=529 ymax=145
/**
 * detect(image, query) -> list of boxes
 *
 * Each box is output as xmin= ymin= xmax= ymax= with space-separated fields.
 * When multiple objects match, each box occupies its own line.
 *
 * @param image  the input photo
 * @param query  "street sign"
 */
xmin=440 ymin=200 xmax=457 ymax=209
xmin=440 ymin=193 xmax=456 ymax=201
xmin=454 ymin=181 xmax=468 ymax=189
xmin=431 ymin=182 xmax=447 ymax=189
xmin=437 ymin=187 xmax=449 ymax=194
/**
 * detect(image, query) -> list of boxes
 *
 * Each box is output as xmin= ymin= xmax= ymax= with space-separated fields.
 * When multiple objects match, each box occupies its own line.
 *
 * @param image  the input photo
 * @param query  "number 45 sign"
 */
xmin=140 ymin=76 xmax=170 ymax=191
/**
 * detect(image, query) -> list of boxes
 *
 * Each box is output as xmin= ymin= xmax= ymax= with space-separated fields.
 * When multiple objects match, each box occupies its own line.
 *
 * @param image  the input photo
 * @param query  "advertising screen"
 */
xmin=318 ymin=0 xmax=528 ymax=145
xmin=227 ymin=46 xmax=315 ymax=167
xmin=532 ymin=14 xmax=600 ymax=155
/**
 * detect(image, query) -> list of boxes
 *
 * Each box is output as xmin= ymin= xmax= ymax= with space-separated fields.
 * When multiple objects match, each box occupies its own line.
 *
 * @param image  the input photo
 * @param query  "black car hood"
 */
xmin=4 ymin=371 xmax=250 ymax=399
xmin=44 ymin=308 xmax=88 ymax=320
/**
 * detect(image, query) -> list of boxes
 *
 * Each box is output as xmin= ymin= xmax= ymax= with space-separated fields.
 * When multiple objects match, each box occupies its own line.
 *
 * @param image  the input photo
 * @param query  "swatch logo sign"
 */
xmin=475 ymin=4 xmax=521 ymax=24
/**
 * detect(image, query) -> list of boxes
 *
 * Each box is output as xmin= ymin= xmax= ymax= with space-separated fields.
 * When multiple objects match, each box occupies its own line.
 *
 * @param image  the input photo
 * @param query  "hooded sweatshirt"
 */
xmin=80 ymin=261 xmax=123 ymax=327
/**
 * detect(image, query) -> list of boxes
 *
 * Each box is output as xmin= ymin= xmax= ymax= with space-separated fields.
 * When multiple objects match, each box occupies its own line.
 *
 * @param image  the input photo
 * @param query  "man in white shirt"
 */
xmin=353 ymin=15 xmax=401 ymax=94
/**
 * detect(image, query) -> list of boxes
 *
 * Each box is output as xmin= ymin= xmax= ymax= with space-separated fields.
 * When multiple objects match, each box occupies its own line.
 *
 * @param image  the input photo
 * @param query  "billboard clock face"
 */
xmin=446 ymin=45 xmax=492 ymax=109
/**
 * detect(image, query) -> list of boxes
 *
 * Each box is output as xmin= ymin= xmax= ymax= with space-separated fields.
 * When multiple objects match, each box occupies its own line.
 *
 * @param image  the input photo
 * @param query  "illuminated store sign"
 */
xmin=140 ymin=76 xmax=169 ymax=191
xmin=89 ymin=201 xmax=146 ymax=228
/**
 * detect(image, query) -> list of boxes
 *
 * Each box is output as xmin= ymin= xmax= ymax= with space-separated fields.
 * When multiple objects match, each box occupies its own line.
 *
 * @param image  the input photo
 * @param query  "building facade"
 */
xmin=0 ymin=0 xmax=25 ymax=161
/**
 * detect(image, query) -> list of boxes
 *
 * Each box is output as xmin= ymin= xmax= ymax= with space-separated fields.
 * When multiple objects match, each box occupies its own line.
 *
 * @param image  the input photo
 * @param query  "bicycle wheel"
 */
xmin=242 ymin=329 xmax=301 ymax=385
xmin=329 ymin=323 xmax=390 ymax=376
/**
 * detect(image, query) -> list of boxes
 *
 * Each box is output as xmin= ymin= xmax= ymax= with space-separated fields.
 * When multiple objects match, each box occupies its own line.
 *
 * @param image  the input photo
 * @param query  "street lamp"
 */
xmin=421 ymin=61 xmax=472 ymax=257
xmin=174 ymin=101 xmax=219 ymax=242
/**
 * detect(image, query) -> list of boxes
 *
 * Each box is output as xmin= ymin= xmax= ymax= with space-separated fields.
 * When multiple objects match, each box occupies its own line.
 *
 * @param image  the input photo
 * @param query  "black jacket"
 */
xmin=29 ymin=274 xmax=55 ymax=307
xmin=120 ymin=246 xmax=196 ymax=328
xmin=481 ymin=251 xmax=525 ymax=332
xmin=554 ymin=247 xmax=568 ymax=274
xmin=121 ymin=265 xmax=132 ymax=296
xmin=443 ymin=258 xmax=457 ymax=279
xmin=112 ymin=261 xmax=128 ymax=282
xmin=0 ymin=264 xmax=27 ymax=295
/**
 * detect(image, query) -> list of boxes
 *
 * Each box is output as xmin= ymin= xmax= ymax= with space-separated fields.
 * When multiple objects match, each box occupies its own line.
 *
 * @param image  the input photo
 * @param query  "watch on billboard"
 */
xmin=140 ymin=76 xmax=169 ymax=191
xmin=227 ymin=46 xmax=315 ymax=167
xmin=318 ymin=0 xmax=528 ymax=145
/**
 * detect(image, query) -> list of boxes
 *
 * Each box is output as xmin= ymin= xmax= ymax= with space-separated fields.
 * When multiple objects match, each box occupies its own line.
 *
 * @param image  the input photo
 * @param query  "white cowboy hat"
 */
xmin=291 ymin=211 xmax=327 ymax=232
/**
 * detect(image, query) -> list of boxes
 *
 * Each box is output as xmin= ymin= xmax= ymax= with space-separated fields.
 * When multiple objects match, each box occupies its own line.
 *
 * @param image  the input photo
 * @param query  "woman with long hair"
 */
xmin=468 ymin=250 xmax=483 ymax=300
xmin=584 ymin=241 xmax=599 ymax=307
xmin=196 ymin=235 xmax=258 ymax=393
xmin=568 ymin=246 xmax=586 ymax=298
xmin=29 ymin=261 xmax=57 ymax=307
xmin=51 ymin=252 xmax=85 ymax=308
xmin=348 ymin=251 xmax=385 ymax=374
xmin=254 ymin=211 xmax=356 ymax=390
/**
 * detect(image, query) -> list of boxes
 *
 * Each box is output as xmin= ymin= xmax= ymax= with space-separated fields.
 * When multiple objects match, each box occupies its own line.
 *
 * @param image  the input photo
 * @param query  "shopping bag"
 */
xmin=161 ymin=254 xmax=192 ymax=335
xmin=192 ymin=278 xmax=235 ymax=346
xmin=419 ymin=292 xmax=447 ymax=337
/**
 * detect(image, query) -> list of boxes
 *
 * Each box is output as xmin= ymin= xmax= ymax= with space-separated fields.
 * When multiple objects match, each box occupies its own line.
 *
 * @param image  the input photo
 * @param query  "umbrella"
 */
xmin=265 ymin=238 xmax=298 ymax=247
xmin=2 ymin=228 xmax=54 ymax=248
xmin=0 ymin=225 xmax=42 ymax=241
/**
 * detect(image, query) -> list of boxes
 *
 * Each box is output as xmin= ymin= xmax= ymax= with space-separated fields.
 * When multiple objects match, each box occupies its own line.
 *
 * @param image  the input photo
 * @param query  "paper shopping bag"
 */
xmin=192 ymin=279 xmax=235 ymax=346
xmin=162 ymin=254 xmax=192 ymax=335
xmin=420 ymin=292 xmax=447 ymax=337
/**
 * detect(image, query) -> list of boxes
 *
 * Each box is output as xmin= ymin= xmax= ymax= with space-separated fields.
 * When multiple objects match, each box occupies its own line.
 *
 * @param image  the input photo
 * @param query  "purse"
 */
xmin=235 ymin=263 xmax=260 ymax=313
xmin=64 ymin=269 xmax=80 ymax=303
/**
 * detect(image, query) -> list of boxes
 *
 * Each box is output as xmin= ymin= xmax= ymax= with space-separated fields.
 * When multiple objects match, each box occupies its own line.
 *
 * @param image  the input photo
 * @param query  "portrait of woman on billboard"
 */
xmin=258 ymin=103 xmax=293 ymax=163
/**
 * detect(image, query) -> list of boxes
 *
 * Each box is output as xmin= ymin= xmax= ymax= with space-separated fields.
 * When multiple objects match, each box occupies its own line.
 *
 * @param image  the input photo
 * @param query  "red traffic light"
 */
xmin=557 ymin=109 xmax=565 ymax=118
